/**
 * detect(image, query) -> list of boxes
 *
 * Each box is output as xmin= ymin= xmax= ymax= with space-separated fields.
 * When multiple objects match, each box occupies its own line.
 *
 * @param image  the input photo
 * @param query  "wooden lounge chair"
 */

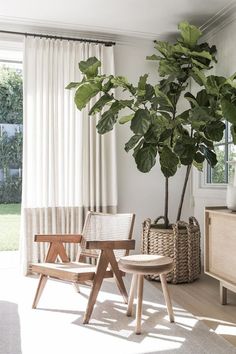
xmin=31 ymin=211 xmax=135 ymax=323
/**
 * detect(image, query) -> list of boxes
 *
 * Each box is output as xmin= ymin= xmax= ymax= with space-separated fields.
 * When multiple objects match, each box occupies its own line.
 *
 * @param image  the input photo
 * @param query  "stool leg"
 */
xmin=136 ymin=274 xmax=144 ymax=335
xmin=220 ymin=282 xmax=227 ymax=305
xmin=160 ymin=273 xmax=174 ymax=323
xmin=127 ymin=274 xmax=137 ymax=317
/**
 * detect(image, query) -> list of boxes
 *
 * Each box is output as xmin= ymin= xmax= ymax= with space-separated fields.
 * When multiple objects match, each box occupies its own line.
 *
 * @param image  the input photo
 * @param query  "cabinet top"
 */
xmin=205 ymin=206 xmax=236 ymax=216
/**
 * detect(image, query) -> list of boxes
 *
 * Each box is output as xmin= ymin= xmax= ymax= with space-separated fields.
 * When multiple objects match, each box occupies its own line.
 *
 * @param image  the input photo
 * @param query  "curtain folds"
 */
xmin=21 ymin=38 xmax=117 ymax=274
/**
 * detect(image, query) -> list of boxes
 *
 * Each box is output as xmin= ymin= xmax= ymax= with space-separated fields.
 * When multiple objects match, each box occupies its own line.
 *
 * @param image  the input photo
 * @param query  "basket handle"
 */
xmin=174 ymin=220 xmax=188 ymax=230
xmin=142 ymin=218 xmax=151 ymax=230
xmin=142 ymin=218 xmax=151 ymax=255
xmin=154 ymin=215 xmax=169 ymax=226
xmin=189 ymin=216 xmax=200 ymax=228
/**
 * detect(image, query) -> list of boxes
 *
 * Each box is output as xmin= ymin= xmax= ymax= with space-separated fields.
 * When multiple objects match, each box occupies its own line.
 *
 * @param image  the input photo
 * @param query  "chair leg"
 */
xmin=83 ymin=251 xmax=109 ymax=324
xmin=32 ymin=275 xmax=48 ymax=309
xmin=160 ymin=273 xmax=174 ymax=323
xmin=73 ymin=283 xmax=80 ymax=293
xmin=127 ymin=274 xmax=137 ymax=317
xmin=136 ymin=274 xmax=144 ymax=335
xmin=105 ymin=249 xmax=128 ymax=303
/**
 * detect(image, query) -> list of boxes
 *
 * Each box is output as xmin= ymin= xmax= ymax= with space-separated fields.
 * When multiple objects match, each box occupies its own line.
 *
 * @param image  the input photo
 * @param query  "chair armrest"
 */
xmin=34 ymin=235 xmax=82 ymax=243
xmin=85 ymin=239 xmax=135 ymax=250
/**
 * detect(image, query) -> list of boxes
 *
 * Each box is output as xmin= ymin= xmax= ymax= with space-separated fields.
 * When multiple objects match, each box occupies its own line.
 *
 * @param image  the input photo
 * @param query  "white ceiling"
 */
xmin=0 ymin=0 xmax=234 ymax=41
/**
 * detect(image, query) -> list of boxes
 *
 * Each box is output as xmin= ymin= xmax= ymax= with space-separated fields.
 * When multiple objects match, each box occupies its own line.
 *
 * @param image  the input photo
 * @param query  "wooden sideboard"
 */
xmin=205 ymin=207 xmax=236 ymax=304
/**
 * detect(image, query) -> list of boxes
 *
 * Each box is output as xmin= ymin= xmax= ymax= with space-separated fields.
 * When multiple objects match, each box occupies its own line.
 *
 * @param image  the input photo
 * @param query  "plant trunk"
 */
xmin=176 ymin=165 xmax=192 ymax=222
xmin=164 ymin=177 xmax=169 ymax=228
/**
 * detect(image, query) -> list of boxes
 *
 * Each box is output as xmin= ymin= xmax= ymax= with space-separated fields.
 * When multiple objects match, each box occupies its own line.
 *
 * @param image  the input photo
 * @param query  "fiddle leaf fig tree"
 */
xmin=66 ymin=21 xmax=236 ymax=228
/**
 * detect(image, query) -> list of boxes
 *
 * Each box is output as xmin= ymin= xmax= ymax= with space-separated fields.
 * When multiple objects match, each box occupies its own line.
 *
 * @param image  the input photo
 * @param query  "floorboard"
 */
xmin=153 ymin=271 xmax=236 ymax=347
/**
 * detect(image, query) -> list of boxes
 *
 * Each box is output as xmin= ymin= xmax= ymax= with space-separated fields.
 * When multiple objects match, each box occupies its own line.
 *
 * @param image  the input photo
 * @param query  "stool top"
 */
xmin=118 ymin=254 xmax=173 ymax=275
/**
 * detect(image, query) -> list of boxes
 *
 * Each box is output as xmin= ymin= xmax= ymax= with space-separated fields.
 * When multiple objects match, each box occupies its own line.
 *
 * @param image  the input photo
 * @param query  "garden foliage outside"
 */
xmin=0 ymin=65 xmax=22 ymax=251
xmin=0 ymin=65 xmax=23 ymax=204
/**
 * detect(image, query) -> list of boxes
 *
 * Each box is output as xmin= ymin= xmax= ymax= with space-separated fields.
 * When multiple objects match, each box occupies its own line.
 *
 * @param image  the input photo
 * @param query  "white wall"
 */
xmin=193 ymin=17 xmax=236 ymax=253
xmin=114 ymin=40 xmax=193 ymax=249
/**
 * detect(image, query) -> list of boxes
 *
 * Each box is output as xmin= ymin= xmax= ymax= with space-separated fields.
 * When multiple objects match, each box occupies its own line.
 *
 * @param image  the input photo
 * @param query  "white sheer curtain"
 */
xmin=21 ymin=37 xmax=117 ymax=274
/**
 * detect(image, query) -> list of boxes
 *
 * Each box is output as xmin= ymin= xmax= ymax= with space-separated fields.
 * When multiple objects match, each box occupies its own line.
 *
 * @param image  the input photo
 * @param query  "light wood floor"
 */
xmin=154 ymin=271 xmax=236 ymax=347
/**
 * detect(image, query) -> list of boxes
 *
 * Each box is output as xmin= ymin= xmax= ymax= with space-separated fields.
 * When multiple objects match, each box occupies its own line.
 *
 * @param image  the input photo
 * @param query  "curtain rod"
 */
xmin=0 ymin=29 xmax=116 ymax=46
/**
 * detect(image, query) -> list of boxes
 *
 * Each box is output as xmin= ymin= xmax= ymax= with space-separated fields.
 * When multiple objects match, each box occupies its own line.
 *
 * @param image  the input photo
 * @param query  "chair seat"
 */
xmin=118 ymin=254 xmax=173 ymax=275
xmin=31 ymin=262 xmax=113 ymax=282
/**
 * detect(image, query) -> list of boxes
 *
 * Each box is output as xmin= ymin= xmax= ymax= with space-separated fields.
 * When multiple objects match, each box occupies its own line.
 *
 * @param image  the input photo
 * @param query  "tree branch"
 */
xmin=176 ymin=165 xmax=192 ymax=222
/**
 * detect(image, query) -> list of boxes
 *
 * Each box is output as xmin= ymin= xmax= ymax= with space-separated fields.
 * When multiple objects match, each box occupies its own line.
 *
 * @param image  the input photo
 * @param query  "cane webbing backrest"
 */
xmin=78 ymin=212 xmax=135 ymax=260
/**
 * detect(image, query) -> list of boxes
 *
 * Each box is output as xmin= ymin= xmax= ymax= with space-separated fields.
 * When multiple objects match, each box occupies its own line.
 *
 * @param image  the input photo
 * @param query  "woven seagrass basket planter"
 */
xmin=141 ymin=217 xmax=201 ymax=284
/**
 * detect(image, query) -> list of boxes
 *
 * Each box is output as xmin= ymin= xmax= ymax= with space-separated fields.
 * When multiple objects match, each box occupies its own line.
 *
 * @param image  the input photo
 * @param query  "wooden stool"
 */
xmin=118 ymin=254 xmax=175 ymax=334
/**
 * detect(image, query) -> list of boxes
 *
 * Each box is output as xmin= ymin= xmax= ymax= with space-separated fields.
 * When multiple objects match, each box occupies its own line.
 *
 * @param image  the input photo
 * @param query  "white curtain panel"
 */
xmin=21 ymin=37 xmax=117 ymax=274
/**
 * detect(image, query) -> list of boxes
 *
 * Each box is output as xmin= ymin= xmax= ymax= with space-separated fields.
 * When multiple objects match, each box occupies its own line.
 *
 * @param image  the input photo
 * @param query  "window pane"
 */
xmin=229 ymin=143 xmax=236 ymax=183
xmin=228 ymin=123 xmax=233 ymax=143
xmin=211 ymin=145 xmax=226 ymax=183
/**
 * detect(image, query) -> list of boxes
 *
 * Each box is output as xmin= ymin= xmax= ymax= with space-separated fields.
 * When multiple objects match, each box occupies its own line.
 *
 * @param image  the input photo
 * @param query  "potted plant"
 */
xmin=66 ymin=21 xmax=236 ymax=282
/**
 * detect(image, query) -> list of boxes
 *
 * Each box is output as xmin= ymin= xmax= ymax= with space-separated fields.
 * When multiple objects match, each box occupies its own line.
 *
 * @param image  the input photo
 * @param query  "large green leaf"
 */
xmin=193 ymin=160 xmax=203 ymax=171
xmin=119 ymin=114 xmax=134 ymax=124
xmin=146 ymin=54 xmax=161 ymax=61
xmin=74 ymin=82 xmax=101 ymax=110
xmin=196 ymin=89 xmax=209 ymax=107
xmin=206 ymin=75 xmax=226 ymax=96
xmin=158 ymin=60 xmax=181 ymax=77
xmin=96 ymin=101 xmax=122 ymax=134
xmin=125 ymin=135 xmax=142 ymax=152
xmin=153 ymin=114 xmax=171 ymax=126
xmin=111 ymin=76 xmax=136 ymax=95
xmin=199 ymin=145 xmax=217 ymax=167
xmin=89 ymin=94 xmax=113 ymax=115
xmin=184 ymin=92 xmax=198 ymax=107
xmin=134 ymin=145 xmax=157 ymax=173
xmin=154 ymin=41 xmax=174 ymax=57
xmin=175 ymin=109 xmax=190 ymax=122
xmin=159 ymin=129 xmax=173 ymax=142
xmin=137 ymin=84 xmax=154 ymax=102
xmin=111 ymin=76 xmax=129 ymax=87
xmin=119 ymin=99 xmax=134 ymax=108
xmin=143 ymin=126 xmax=159 ymax=144
xmin=190 ymin=106 xmax=212 ymax=129
xmin=79 ymin=57 xmax=101 ymax=78
xmin=190 ymin=67 xmax=207 ymax=86
xmin=196 ymin=132 xmax=214 ymax=149
xmin=103 ymin=76 xmax=114 ymax=92
xmin=221 ymin=98 xmax=236 ymax=124
xmin=65 ymin=82 xmax=81 ymax=89
xmin=143 ymin=115 xmax=171 ymax=143
xmin=173 ymin=43 xmax=190 ymax=55
xmin=154 ymin=86 xmax=173 ymax=110
xmin=195 ymin=43 xmax=217 ymax=61
xmin=191 ymin=58 xmax=210 ymax=70
xmin=191 ymin=51 xmax=212 ymax=60
xmin=159 ymin=146 xmax=179 ymax=177
xmin=174 ymin=136 xmax=196 ymax=165
xmin=138 ymin=74 xmax=148 ymax=91
xmin=204 ymin=121 xmax=225 ymax=142
xmin=130 ymin=109 xmax=151 ymax=135
xmin=178 ymin=21 xmax=202 ymax=47
xmin=225 ymin=78 xmax=236 ymax=89
xmin=194 ymin=152 xmax=205 ymax=163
